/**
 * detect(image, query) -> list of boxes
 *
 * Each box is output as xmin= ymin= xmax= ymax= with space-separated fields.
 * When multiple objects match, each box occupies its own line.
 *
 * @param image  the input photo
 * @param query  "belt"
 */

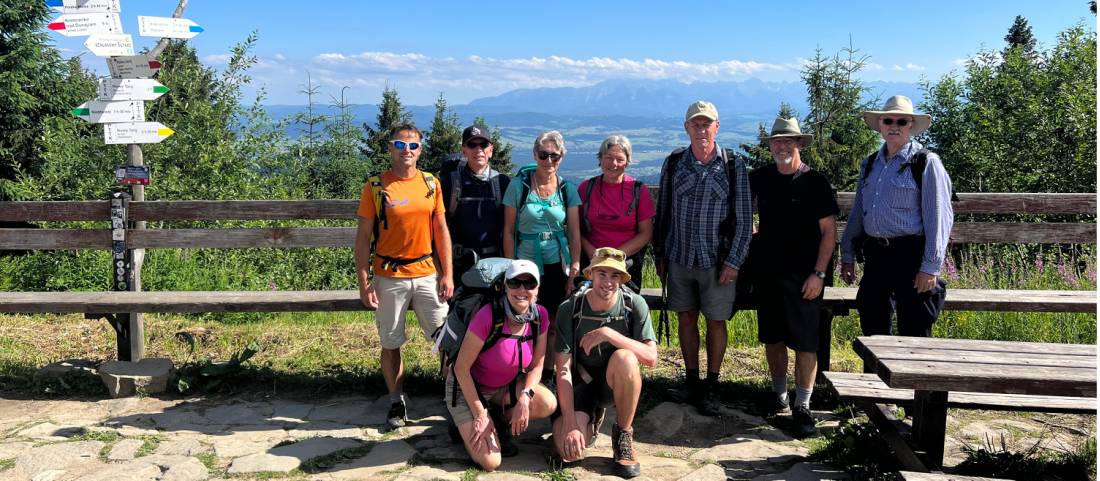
xmin=866 ymin=235 xmax=922 ymax=247
xmin=377 ymin=253 xmax=432 ymax=272
xmin=520 ymin=232 xmax=557 ymax=242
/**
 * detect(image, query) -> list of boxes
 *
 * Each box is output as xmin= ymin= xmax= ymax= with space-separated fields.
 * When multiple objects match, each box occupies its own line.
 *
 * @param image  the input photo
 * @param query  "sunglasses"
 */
xmin=537 ymin=151 xmax=562 ymax=162
xmin=391 ymin=140 xmax=421 ymax=150
xmin=465 ymin=140 xmax=490 ymax=150
xmin=594 ymin=247 xmax=626 ymax=261
xmin=881 ymin=118 xmax=911 ymax=127
xmin=505 ymin=277 xmax=538 ymax=290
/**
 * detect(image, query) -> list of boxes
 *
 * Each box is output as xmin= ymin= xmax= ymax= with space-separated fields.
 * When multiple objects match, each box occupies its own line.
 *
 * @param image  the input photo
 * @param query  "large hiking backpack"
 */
xmin=565 ymin=283 xmax=638 ymax=365
xmin=579 ymin=175 xmax=648 ymax=289
xmin=432 ymin=257 xmax=541 ymax=406
xmin=512 ymin=163 xmax=574 ymax=272
xmin=439 ymin=156 xmax=505 ymax=223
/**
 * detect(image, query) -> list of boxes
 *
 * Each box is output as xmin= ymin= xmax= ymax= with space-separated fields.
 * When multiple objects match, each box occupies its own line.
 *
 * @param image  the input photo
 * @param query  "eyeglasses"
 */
xmin=505 ymin=277 xmax=538 ymax=290
xmin=391 ymin=140 xmax=421 ymax=150
xmin=881 ymin=118 xmax=911 ymax=127
xmin=465 ymin=140 xmax=490 ymax=150
xmin=593 ymin=247 xmax=626 ymax=261
xmin=537 ymin=151 xmax=562 ymax=162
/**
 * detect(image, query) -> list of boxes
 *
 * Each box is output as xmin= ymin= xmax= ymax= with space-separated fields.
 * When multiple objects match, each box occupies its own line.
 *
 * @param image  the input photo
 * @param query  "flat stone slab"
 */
xmin=203 ymin=403 xmax=267 ymax=425
xmin=156 ymin=438 xmax=205 ymax=456
xmin=690 ymin=434 xmax=808 ymax=464
xmin=107 ymin=438 xmax=145 ymax=460
xmin=319 ymin=439 xmax=415 ymax=480
xmin=99 ymin=358 xmax=175 ymax=398
xmin=12 ymin=440 xmax=105 ymax=479
xmin=227 ymin=436 xmax=362 ymax=474
xmin=139 ymin=454 xmax=211 ymax=481
xmin=47 ymin=459 xmax=164 ymax=481
xmin=391 ymin=464 xmax=465 ymax=481
xmin=15 ymin=422 xmax=87 ymax=441
xmin=678 ymin=463 xmax=728 ymax=481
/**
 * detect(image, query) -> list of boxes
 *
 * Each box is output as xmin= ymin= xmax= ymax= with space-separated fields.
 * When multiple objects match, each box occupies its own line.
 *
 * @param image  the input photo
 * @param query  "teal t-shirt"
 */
xmin=554 ymin=290 xmax=656 ymax=370
xmin=504 ymin=176 xmax=581 ymax=267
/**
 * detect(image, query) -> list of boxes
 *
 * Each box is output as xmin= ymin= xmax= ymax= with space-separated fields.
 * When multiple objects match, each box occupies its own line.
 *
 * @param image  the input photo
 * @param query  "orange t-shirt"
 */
xmin=357 ymin=170 xmax=445 ymax=278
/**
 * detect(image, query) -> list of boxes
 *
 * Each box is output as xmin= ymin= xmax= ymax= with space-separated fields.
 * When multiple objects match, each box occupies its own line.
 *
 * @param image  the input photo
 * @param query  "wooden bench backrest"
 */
xmin=0 ymin=193 xmax=1094 ymax=250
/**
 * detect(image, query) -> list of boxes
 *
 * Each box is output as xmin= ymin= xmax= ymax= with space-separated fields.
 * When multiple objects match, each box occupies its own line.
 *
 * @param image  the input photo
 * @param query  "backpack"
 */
xmin=431 ymin=257 xmax=541 ymax=406
xmin=365 ymin=170 xmax=439 ymax=271
xmin=439 ymin=155 xmax=505 ymax=224
xmin=565 ymin=283 xmax=638 ymax=373
xmin=512 ymin=163 xmax=575 ymax=270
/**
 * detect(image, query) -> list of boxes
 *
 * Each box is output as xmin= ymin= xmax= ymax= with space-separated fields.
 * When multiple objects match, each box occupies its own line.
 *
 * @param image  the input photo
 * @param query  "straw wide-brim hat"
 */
xmin=765 ymin=117 xmax=813 ymax=148
xmin=583 ymin=248 xmax=631 ymax=284
xmin=862 ymin=95 xmax=932 ymax=135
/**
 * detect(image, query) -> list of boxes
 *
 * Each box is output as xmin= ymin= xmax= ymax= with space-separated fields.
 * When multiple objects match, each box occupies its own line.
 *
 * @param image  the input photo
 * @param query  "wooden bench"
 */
xmin=0 ymin=193 xmax=1094 ymax=359
xmin=825 ymin=336 xmax=1096 ymax=472
xmin=898 ymin=472 xmax=1011 ymax=481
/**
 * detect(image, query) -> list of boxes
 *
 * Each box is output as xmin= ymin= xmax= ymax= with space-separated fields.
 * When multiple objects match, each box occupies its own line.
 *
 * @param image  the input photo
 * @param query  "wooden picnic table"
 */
xmin=853 ymin=335 xmax=1097 ymax=468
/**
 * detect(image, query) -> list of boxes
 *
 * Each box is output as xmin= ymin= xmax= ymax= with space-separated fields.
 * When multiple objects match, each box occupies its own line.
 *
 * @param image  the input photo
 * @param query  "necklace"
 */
xmin=534 ymin=173 xmax=556 ymax=198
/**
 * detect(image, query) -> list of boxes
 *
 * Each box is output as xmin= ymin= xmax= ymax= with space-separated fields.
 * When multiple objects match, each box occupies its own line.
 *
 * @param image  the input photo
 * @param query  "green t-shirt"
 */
xmin=554 ymin=290 xmax=657 ymax=370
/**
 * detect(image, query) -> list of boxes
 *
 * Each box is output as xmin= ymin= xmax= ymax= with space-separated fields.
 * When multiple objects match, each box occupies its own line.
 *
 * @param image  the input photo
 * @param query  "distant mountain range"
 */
xmin=264 ymin=78 xmax=923 ymax=183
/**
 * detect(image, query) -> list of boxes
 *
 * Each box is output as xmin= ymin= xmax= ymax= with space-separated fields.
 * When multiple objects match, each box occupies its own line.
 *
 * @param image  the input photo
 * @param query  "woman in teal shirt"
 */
xmin=503 ymin=130 xmax=582 ymax=322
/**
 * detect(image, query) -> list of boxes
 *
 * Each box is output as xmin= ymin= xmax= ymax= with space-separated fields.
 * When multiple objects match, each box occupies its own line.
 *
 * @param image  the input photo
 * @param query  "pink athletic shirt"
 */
xmin=468 ymin=302 xmax=550 ymax=390
xmin=578 ymin=175 xmax=656 ymax=251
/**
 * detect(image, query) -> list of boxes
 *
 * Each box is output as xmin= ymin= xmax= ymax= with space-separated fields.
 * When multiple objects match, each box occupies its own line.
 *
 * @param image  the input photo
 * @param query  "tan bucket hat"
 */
xmin=765 ymin=117 xmax=813 ymax=148
xmin=862 ymin=95 xmax=932 ymax=135
xmin=583 ymin=247 xmax=631 ymax=284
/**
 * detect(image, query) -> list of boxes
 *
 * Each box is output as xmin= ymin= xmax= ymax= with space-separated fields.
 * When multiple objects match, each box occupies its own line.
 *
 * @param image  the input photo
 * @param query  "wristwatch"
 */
xmin=522 ymin=388 xmax=535 ymax=399
xmin=814 ymin=271 xmax=827 ymax=279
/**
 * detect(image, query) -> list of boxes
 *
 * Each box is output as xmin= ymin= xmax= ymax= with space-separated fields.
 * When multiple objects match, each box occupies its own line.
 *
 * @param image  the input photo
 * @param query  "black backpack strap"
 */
xmin=860 ymin=151 xmax=879 ymax=184
xmin=581 ymin=176 xmax=599 ymax=236
xmin=627 ymin=180 xmax=642 ymax=220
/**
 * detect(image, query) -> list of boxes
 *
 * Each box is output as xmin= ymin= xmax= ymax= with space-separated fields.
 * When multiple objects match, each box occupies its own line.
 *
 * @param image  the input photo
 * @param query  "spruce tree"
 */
xmin=423 ymin=92 xmax=462 ymax=173
xmin=473 ymin=117 xmax=515 ymax=174
xmin=1004 ymin=15 xmax=1037 ymax=57
xmin=361 ymin=86 xmax=411 ymax=175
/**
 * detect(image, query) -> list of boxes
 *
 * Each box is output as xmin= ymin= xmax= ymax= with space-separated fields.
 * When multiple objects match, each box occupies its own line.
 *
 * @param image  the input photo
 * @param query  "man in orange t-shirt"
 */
xmin=354 ymin=123 xmax=454 ymax=430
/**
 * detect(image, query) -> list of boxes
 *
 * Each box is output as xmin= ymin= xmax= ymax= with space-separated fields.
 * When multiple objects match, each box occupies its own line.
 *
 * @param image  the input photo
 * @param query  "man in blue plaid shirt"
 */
xmin=654 ymin=100 xmax=752 ymax=415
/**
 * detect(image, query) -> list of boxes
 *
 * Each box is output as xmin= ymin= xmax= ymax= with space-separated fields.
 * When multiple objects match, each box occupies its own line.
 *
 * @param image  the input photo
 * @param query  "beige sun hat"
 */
xmin=583 ymin=247 xmax=631 ymax=284
xmin=685 ymin=100 xmax=719 ymax=122
xmin=765 ymin=117 xmax=813 ymax=148
xmin=862 ymin=95 xmax=932 ymax=135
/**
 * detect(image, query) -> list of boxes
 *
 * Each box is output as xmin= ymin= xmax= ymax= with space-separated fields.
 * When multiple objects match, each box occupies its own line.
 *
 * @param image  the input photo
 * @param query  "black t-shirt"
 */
xmin=441 ymin=166 xmax=510 ymax=254
xmin=749 ymin=163 xmax=839 ymax=274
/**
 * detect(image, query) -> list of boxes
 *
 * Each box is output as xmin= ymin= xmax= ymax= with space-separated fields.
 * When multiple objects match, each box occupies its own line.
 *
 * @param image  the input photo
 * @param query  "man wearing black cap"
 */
xmin=441 ymin=126 xmax=511 ymax=275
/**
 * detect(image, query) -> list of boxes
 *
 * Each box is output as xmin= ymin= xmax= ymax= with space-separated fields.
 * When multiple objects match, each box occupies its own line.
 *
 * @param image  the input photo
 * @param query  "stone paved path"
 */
xmin=0 ymin=394 xmax=848 ymax=481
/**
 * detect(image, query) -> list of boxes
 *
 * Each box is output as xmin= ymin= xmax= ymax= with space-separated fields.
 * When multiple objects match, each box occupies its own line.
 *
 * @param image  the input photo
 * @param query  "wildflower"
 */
xmin=1088 ymin=269 xmax=1097 ymax=284
xmin=268 ymin=279 xmax=279 ymax=290
xmin=944 ymin=257 xmax=959 ymax=281
xmin=1058 ymin=263 xmax=1079 ymax=288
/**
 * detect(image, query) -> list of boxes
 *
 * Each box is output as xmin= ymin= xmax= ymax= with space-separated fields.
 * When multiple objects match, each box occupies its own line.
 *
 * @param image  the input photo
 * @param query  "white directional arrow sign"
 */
xmin=84 ymin=34 xmax=134 ymax=56
xmin=104 ymin=122 xmax=174 ymax=145
xmin=138 ymin=16 xmax=203 ymax=39
xmin=72 ymin=100 xmax=144 ymax=123
xmin=106 ymin=55 xmax=162 ymax=79
xmin=47 ymin=12 xmax=122 ymax=36
xmin=47 ymin=0 xmax=121 ymax=13
xmin=98 ymin=79 xmax=169 ymax=101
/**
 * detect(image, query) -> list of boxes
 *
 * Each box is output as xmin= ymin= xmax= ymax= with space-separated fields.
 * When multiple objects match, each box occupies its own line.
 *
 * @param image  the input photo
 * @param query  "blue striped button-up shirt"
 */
xmin=840 ymin=140 xmax=954 ymax=275
xmin=664 ymin=144 xmax=752 ymax=270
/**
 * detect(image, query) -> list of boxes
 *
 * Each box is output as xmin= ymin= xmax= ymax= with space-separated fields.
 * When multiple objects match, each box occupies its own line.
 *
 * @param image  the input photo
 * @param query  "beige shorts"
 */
xmin=374 ymin=274 xmax=448 ymax=350
xmin=443 ymin=372 xmax=525 ymax=425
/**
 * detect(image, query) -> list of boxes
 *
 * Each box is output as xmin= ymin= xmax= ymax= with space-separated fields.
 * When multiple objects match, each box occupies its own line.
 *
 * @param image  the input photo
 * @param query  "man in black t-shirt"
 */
xmin=748 ymin=118 xmax=838 ymax=437
xmin=441 ymin=126 xmax=511 ymax=275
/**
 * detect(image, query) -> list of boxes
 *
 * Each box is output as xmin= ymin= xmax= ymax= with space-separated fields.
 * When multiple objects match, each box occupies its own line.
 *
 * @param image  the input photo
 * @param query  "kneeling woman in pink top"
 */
xmin=447 ymin=259 xmax=558 ymax=471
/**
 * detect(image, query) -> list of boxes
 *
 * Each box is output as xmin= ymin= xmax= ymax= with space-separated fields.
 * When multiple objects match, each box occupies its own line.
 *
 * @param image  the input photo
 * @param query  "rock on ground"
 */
xmin=227 ymin=436 xmax=362 ymax=474
xmin=99 ymin=358 xmax=175 ymax=398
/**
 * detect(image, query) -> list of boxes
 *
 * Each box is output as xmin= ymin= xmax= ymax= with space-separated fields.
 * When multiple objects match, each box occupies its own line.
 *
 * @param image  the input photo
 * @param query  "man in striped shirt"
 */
xmin=839 ymin=96 xmax=953 ymax=338
xmin=654 ymin=100 xmax=752 ymax=415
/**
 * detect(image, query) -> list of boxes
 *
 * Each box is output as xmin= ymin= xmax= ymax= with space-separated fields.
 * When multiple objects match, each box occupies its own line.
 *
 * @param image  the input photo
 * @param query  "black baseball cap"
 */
xmin=462 ymin=126 xmax=491 ymax=145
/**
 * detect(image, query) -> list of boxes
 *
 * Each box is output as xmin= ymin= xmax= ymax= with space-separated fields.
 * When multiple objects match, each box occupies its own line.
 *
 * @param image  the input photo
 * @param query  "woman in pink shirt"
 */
xmin=578 ymin=135 xmax=656 ymax=288
xmin=447 ymin=259 xmax=557 ymax=471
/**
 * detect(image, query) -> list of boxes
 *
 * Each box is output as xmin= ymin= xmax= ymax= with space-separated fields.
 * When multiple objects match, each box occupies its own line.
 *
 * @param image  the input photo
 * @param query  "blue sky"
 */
xmin=47 ymin=1 xmax=1096 ymax=105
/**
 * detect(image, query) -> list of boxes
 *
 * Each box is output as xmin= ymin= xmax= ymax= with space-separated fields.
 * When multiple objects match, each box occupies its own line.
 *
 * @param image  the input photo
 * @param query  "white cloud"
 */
xmin=203 ymin=54 xmax=232 ymax=65
xmin=892 ymin=63 xmax=926 ymax=72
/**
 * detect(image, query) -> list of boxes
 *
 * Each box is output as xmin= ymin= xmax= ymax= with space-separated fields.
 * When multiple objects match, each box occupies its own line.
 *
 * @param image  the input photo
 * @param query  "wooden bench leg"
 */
xmin=817 ymin=307 xmax=833 ymax=375
xmin=912 ymin=390 xmax=949 ymax=469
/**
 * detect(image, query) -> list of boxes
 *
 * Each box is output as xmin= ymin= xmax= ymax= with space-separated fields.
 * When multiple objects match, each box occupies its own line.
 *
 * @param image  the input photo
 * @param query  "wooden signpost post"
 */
xmin=55 ymin=0 xmax=195 ymax=362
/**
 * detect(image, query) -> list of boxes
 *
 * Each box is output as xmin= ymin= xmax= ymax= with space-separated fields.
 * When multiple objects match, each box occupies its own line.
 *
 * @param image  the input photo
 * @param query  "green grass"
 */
xmin=0 ymin=458 xmax=14 ymax=472
xmin=134 ymin=435 xmax=162 ymax=458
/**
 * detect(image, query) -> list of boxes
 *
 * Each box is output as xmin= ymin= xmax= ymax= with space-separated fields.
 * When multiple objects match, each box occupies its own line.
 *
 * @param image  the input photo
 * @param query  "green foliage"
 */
xmin=740 ymin=102 xmax=798 ymax=170
xmin=920 ymin=21 xmax=1096 ymax=193
xmin=1004 ymin=15 xmax=1037 ymax=57
xmin=422 ymin=92 xmax=462 ymax=173
xmin=956 ymin=434 xmax=1096 ymax=480
xmin=798 ymin=46 xmax=882 ymax=189
xmin=298 ymin=444 xmax=371 ymax=473
xmin=0 ymin=458 xmax=13 ymax=472
xmin=175 ymin=340 xmax=260 ymax=393
xmin=810 ymin=416 xmax=901 ymax=479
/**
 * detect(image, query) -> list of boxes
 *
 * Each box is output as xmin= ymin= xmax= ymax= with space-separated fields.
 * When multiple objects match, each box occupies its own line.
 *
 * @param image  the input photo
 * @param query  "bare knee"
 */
xmin=473 ymin=453 xmax=502 ymax=471
xmin=608 ymin=349 xmax=640 ymax=385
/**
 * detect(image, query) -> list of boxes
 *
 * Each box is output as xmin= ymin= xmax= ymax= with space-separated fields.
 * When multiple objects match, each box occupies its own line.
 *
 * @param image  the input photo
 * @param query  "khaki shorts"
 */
xmin=666 ymin=261 xmax=737 ymax=321
xmin=374 ymin=274 xmax=448 ymax=350
xmin=444 ymin=372 xmax=526 ymax=425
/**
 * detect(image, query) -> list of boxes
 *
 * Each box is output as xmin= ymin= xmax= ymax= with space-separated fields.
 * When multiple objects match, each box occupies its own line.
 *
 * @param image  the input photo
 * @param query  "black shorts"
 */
xmin=755 ymin=271 xmax=821 ymax=353
xmin=571 ymin=363 xmax=614 ymax=418
xmin=540 ymin=262 xmax=569 ymax=317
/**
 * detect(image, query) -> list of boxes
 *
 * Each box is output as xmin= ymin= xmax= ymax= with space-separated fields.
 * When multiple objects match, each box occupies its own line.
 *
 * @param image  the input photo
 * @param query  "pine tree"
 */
xmin=740 ymin=102 xmax=798 ymax=170
xmin=293 ymin=72 xmax=327 ymax=158
xmin=422 ymin=92 xmax=462 ymax=173
xmin=361 ymin=86 xmax=412 ymax=175
xmin=1004 ymin=15 xmax=1037 ymax=57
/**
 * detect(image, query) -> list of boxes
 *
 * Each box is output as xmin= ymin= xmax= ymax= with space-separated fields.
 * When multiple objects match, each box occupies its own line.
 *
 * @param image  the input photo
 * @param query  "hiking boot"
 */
xmin=611 ymin=423 xmax=641 ymax=479
xmin=772 ymin=393 xmax=791 ymax=415
xmin=386 ymin=400 xmax=407 ymax=430
xmin=792 ymin=404 xmax=817 ymax=438
xmin=489 ymin=407 xmax=518 ymax=457
xmin=692 ymin=385 xmax=722 ymax=417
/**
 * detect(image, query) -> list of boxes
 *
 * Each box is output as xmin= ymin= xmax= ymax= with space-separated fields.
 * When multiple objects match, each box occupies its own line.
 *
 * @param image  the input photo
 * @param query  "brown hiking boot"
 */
xmin=611 ymin=423 xmax=641 ymax=478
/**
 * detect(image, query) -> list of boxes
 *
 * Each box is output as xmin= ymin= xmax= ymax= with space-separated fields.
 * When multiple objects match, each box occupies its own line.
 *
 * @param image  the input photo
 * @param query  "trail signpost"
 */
xmin=137 ymin=16 xmax=203 ymax=39
xmin=103 ymin=122 xmax=174 ymax=145
xmin=47 ymin=12 xmax=122 ymax=36
xmin=50 ymin=0 xmax=198 ymax=363
xmin=85 ymin=33 xmax=134 ymax=56
xmin=97 ymin=79 xmax=169 ymax=101
xmin=107 ymin=55 xmax=162 ymax=78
